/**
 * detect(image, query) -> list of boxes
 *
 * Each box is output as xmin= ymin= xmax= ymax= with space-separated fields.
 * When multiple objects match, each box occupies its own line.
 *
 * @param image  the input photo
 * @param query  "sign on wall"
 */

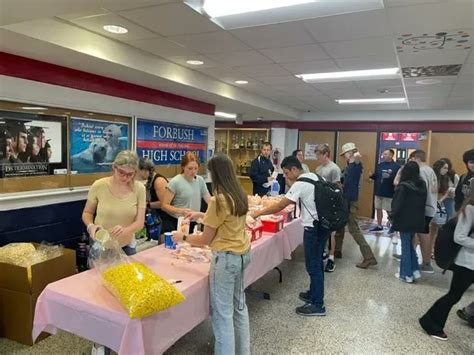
xmin=136 ymin=119 xmax=207 ymax=165
xmin=304 ymin=143 xmax=318 ymax=160
xmin=70 ymin=117 xmax=129 ymax=174
xmin=0 ymin=111 xmax=67 ymax=178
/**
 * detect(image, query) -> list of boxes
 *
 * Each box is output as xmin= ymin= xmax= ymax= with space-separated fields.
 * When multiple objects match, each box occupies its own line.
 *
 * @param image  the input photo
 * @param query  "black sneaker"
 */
xmin=325 ymin=259 xmax=336 ymax=272
xmin=299 ymin=291 xmax=310 ymax=303
xmin=430 ymin=331 xmax=448 ymax=341
xmin=295 ymin=303 xmax=326 ymax=317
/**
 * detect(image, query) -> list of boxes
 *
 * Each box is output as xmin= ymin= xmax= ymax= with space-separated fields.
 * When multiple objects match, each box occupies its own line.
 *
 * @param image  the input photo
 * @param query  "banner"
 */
xmin=136 ymin=119 xmax=207 ymax=165
xmin=0 ymin=111 xmax=67 ymax=178
xmin=381 ymin=132 xmax=399 ymax=141
xmin=70 ymin=117 xmax=129 ymax=174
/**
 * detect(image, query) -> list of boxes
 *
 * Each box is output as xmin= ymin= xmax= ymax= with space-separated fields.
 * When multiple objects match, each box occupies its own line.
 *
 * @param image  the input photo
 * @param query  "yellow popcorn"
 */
xmin=101 ymin=262 xmax=185 ymax=318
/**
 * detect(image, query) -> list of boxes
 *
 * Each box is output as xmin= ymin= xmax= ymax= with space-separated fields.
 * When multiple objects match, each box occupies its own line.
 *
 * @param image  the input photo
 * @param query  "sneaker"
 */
xmin=456 ymin=308 xmax=469 ymax=322
xmin=299 ymin=291 xmax=311 ymax=303
xmin=295 ymin=303 xmax=326 ymax=317
xmin=391 ymin=235 xmax=399 ymax=244
xmin=430 ymin=331 xmax=448 ymax=341
xmin=325 ymin=259 xmax=336 ymax=272
xmin=323 ymin=251 xmax=329 ymax=260
xmin=334 ymin=250 xmax=342 ymax=259
xmin=421 ymin=263 xmax=435 ymax=274
xmin=395 ymin=272 xmax=414 ymax=283
xmin=369 ymin=225 xmax=384 ymax=232
xmin=413 ymin=270 xmax=421 ymax=280
xmin=393 ymin=253 xmax=401 ymax=261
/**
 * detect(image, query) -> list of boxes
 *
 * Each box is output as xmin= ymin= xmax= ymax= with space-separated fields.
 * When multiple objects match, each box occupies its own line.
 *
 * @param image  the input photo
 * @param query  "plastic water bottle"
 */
xmin=270 ymin=179 xmax=280 ymax=196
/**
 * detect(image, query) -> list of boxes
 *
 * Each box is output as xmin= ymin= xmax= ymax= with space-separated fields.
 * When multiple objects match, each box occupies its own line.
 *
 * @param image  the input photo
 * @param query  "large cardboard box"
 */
xmin=0 ymin=245 xmax=76 ymax=345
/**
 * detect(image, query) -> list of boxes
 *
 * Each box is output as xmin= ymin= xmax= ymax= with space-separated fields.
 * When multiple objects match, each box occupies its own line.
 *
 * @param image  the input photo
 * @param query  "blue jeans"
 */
xmin=210 ymin=251 xmax=251 ymax=355
xmin=443 ymin=198 xmax=455 ymax=220
xmin=400 ymin=232 xmax=419 ymax=278
xmin=303 ymin=225 xmax=329 ymax=306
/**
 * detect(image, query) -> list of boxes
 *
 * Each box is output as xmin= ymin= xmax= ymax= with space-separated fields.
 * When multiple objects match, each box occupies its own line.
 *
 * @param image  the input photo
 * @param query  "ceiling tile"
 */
xmin=398 ymin=50 xmax=470 ymax=67
xmin=312 ymin=82 xmax=364 ymax=99
xmin=406 ymin=84 xmax=454 ymax=97
xmin=102 ymin=0 xmax=176 ymax=11
xmin=335 ymin=55 xmax=399 ymax=70
xmin=450 ymin=82 xmax=474 ymax=96
xmin=456 ymin=73 xmax=474 ymax=84
xmin=230 ymin=22 xmax=315 ymax=50
xmin=280 ymin=59 xmax=339 ymax=74
xmin=57 ymin=9 xmax=109 ymax=21
xmin=446 ymin=96 xmax=474 ymax=109
xmin=321 ymin=37 xmax=396 ymax=59
xmin=255 ymin=75 xmax=302 ymax=86
xmin=466 ymin=49 xmax=474 ymax=63
xmin=70 ymin=13 xmax=158 ymax=41
xmin=126 ymin=37 xmax=196 ymax=58
xmin=119 ymin=2 xmax=220 ymax=36
xmin=259 ymin=44 xmax=329 ymax=63
xmin=303 ymin=9 xmax=391 ymax=42
xmin=387 ymin=1 xmax=474 ymax=34
xmin=404 ymin=75 xmax=458 ymax=87
xmin=354 ymin=79 xmax=404 ymax=89
xmin=384 ymin=0 xmax=445 ymax=7
xmin=169 ymin=31 xmax=250 ymax=54
xmin=359 ymin=86 xmax=405 ymax=97
xmin=409 ymin=97 xmax=449 ymax=109
xmin=460 ymin=62 xmax=474 ymax=74
xmin=166 ymin=55 xmax=221 ymax=69
xmin=234 ymin=64 xmax=290 ymax=78
xmin=206 ymin=50 xmax=272 ymax=67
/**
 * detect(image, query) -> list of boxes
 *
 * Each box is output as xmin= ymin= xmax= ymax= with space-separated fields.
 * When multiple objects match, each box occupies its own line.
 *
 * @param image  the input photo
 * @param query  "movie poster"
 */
xmin=70 ymin=117 xmax=129 ymax=174
xmin=0 ymin=111 xmax=67 ymax=178
xmin=136 ymin=119 xmax=207 ymax=165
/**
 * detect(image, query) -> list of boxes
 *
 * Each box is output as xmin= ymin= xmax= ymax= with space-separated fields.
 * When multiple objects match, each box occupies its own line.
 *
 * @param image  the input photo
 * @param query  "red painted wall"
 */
xmin=0 ymin=52 xmax=215 ymax=116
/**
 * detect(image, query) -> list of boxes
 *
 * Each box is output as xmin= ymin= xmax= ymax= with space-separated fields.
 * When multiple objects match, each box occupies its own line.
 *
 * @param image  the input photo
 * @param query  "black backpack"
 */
xmin=297 ymin=175 xmax=349 ymax=231
xmin=434 ymin=218 xmax=462 ymax=273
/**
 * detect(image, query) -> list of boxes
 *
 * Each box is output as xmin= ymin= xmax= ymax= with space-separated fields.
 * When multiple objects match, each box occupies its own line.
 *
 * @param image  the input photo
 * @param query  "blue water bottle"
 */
xmin=270 ymin=179 xmax=280 ymax=196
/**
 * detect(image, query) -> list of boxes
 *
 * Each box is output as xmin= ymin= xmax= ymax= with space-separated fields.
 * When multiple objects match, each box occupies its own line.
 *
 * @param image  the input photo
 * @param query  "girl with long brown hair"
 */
xmin=172 ymin=154 xmax=250 ymax=355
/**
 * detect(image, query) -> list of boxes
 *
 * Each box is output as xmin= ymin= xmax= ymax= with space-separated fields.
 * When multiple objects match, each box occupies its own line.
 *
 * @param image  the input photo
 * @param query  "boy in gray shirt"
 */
xmin=315 ymin=144 xmax=341 ymax=272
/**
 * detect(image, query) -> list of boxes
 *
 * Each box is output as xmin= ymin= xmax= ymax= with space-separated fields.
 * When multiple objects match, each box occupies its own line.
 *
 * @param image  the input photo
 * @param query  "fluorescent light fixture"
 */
xmin=235 ymin=80 xmax=248 ymax=84
xmin=215 ymin=111 xmax=237 ymax=119
xmin=103 ymin=25 xmax=128 ymax=34
xmin=296 ymin=67 xmax=400 ymax=83
xmin=336 ymin=98 xmax=407 ymax=105
xmin=186 ymin=60 xmax=204 ymax=65
xmin=203 ymin=0 xmax=316 ymax=18
xmin=21 ymin=106 xmax=47 ymax=110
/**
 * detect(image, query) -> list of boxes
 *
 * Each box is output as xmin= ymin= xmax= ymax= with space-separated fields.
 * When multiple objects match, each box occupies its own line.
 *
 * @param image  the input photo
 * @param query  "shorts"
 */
xmin=422 ymin=216 xmax=433 ymax=234
xmin=374 ymin=196 xmax=392 ymax=211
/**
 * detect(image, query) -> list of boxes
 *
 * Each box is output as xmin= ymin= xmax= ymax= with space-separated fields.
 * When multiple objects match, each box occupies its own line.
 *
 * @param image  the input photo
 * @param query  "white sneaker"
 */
xmin=413 ymin=270 xmax=421 ymax=280
xmin=395 ymin=273 xmax=414 ymax=283
xmin=391 ymin=236 xmax=399 ymax=245
xmin=91 ymin=344 xmax=106 ymax=355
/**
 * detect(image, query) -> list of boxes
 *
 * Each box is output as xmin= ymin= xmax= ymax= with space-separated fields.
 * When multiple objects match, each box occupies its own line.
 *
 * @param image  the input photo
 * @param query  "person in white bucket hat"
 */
xmin=335 ymin=142 xmax=378 ymax=269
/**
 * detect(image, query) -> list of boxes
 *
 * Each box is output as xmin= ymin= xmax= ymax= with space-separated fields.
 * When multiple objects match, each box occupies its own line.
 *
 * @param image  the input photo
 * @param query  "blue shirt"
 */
xmin=370 ymin=161 xmax=401 ymax=198
xmin=343 ymin=162 xmax=363 ymax=201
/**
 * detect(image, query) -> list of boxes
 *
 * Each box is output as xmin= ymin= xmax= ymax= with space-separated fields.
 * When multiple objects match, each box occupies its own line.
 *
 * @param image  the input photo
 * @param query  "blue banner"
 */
xmin=70 ymin=117 xmax=129 ymax=174
xmin=136 ymin=119 xmax=207 ymax=165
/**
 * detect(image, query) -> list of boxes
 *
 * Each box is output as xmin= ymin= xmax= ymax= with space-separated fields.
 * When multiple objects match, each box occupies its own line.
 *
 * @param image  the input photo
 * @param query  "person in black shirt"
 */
xmin=249 ymin=142 xmax=274 ymax=196
xmin=454 ymin=148 xmax=474 ymax=211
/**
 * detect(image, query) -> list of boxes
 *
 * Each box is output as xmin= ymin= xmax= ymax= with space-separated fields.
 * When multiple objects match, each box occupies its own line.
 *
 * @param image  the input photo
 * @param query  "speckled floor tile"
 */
xmin=1 ymin=232 xmax=472 ymax=355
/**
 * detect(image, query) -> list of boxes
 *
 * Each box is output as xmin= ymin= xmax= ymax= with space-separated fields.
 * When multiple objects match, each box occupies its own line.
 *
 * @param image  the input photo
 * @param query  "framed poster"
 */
xmin=304 ymin=143 xmax=318 ymax=160
xmin=136 ymin=119 xmax=208 ymax=165
xmin=70 ymin=117 xmax=129 ymax=174
xmin=0 ymin=110 xmax=67 ymax=178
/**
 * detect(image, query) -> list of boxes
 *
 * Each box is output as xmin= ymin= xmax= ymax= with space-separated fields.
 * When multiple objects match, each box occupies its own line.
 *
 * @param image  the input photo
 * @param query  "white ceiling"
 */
xmin=0 ymin=0 xmax=473 ymax=119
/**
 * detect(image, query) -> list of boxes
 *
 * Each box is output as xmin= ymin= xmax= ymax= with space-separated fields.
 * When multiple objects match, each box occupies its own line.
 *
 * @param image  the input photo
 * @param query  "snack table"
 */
xmin=32 ymin=219 xmax=303 ymax=354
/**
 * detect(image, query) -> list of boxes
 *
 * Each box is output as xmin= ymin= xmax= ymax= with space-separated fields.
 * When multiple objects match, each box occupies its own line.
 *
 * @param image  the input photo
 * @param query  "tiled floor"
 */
xmin=1 ymin=231 xmax=473 ymax=355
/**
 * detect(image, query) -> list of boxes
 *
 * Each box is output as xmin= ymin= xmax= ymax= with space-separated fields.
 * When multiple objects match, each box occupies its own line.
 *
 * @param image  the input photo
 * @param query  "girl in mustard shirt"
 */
xmin=172 ymin=154 xmax=250 ymax=355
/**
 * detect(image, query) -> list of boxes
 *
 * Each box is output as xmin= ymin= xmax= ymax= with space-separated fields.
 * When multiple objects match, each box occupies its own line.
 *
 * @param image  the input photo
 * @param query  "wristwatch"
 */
xmin=183 ymin=234 xmax=188 ymax=241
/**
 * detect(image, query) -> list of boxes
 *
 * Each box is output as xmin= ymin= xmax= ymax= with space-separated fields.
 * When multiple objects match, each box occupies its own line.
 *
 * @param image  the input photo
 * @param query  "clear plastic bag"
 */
xmin=90 ymin=232 xmax=185 ymax=318
xmin=171 ymin=242 xmax=211 ymax=263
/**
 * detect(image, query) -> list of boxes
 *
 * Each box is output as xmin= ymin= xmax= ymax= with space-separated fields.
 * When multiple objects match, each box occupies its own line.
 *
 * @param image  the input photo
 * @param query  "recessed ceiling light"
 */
xmin=103 ymin=25 xmax=128 ymax=34
xmin=296 ymin=67 xmax=400 ymax=83
xmin=235 ymin=80 xmax=248 ymax=84
xmin=21 ymin=106 xmax=47 ymax=110
xmin=415 ymin=78 xmax=442 ymax=85
xmin=336 ymin=98 xmax=407 ymax=105
xmin=186 ymin=60 xmax=204 ymax=65
xmin=203 ymin=0 xmax=317 ymax=18
xmin=215 ymin=111 xmax=237 ymax=119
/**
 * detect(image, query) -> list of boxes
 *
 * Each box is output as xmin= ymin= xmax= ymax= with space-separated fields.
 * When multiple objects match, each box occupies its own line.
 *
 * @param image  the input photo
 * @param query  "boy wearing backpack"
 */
xmin=250 ymin=156 xmax=330 ymax=317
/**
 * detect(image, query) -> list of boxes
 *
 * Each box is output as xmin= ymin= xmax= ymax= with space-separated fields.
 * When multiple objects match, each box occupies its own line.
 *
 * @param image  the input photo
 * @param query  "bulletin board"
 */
xmin=0 ymin=100 xmax=132 ymax=193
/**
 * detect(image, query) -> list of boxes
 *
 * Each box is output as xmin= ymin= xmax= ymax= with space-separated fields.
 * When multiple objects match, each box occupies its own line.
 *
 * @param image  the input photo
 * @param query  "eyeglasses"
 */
xmin=115 ymin=167 xmax=135 ymax=178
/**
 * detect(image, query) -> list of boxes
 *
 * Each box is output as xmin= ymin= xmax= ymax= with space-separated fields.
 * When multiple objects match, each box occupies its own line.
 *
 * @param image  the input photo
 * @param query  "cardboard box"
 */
xmin=0 ymin=245 xmax=76 ymax=345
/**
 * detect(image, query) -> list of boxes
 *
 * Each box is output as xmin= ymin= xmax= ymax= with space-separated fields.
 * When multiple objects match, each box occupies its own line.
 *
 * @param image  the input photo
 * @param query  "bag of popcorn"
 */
xmin=90 ymin=233 xmax=185 ymax=318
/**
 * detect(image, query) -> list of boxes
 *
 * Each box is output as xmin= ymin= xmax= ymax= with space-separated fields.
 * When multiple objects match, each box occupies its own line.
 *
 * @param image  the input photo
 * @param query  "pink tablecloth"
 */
xmin=33 ymin=219 xmax=303 ymax=355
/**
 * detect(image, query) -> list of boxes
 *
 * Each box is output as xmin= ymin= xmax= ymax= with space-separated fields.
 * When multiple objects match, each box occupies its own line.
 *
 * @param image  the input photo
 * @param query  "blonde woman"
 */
xmin=82 ymin=150 xmax=146 ymax=255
